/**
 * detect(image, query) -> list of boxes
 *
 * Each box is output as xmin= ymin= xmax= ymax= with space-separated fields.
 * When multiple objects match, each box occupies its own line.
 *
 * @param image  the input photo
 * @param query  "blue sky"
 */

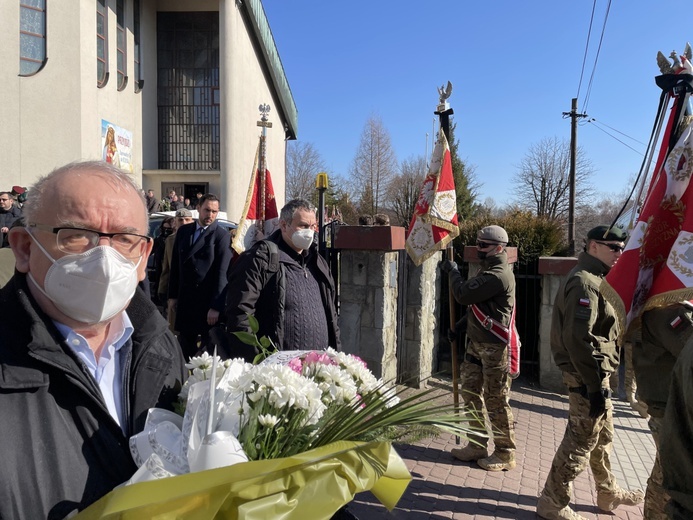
xmin=263 ymin=0 xmax=689 ymax=206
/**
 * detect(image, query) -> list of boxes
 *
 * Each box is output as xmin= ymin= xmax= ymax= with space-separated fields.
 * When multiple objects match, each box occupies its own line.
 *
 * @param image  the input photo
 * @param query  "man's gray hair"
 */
xmin=280 ymin=199 xmax=316 ymax=224
xmin=22 ymin=160 xmax=148 ymax=225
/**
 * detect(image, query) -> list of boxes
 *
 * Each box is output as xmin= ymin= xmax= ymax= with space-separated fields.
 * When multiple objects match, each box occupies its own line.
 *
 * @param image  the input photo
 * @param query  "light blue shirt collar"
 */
xmin=54 ymin=312 xmax=134 ymax=431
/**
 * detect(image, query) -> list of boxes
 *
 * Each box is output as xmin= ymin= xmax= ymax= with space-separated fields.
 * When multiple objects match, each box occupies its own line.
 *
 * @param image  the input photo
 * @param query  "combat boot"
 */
xmin=450 ymin=444 xmax=487 ymax=462
xmin=630 ymin=399 xmax=649 ymax=419
xmin=477 ymin=452 xmax=516 ymax=471
xmin=596 ymin=487 xmax=645 ymax=511
xmin=536 ymin=495 xmax=588 ymax=520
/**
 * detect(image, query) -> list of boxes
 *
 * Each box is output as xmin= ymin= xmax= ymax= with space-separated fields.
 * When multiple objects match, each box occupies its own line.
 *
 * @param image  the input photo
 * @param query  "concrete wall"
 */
xmin=538 ymin=256 xmax=578 ymax=393
xmin=220 ymin=0 xmax=287 ymax=221
xmin=0 ymin=0 xmax=143 ymax=186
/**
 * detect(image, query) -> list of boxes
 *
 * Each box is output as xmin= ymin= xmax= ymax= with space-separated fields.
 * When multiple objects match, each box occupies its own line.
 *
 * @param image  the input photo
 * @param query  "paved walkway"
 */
xmin=348 ymin=376 xmax=654 ymax=519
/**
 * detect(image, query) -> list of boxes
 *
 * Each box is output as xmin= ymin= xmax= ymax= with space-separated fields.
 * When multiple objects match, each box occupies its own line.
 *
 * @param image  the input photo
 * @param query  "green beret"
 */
xmin=587 ymin=225 xmax=627 ymax=242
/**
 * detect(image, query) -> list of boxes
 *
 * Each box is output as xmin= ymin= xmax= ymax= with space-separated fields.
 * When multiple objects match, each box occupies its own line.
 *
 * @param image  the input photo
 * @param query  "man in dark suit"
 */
xmin=168 ymin=193 xmax=232 ymax=358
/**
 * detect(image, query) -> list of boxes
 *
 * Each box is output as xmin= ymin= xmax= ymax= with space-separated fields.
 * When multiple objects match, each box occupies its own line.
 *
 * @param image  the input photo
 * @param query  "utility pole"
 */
xmin=563 ymin=98 xmax=587 ymax=255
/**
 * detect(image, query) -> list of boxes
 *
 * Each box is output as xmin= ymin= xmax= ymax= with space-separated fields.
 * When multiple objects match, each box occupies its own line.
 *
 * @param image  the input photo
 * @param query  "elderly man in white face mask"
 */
xmin=0 ymin=160 xmax=186 ymax=520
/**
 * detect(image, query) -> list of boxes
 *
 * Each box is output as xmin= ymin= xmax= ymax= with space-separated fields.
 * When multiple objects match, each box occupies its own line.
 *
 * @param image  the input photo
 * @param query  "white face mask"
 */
xmin=27 ymin=234 xmax=141 ymax=324
xmin=291 ymin=228 xmax=315 ymax=250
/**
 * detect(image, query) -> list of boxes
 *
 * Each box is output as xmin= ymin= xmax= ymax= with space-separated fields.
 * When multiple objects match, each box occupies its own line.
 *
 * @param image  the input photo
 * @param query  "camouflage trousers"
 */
xmin=644 ymin=416 xmax=668 ymax=520
xmin=541 ymin=372 xmax=617 ymax=508
xmin=460 ymin=340 xmax=515 ymax=455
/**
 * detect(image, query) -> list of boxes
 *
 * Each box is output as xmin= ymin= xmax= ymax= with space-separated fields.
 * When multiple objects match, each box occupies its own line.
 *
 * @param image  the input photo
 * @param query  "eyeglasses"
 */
xmin=476 ymin=241 xmax=496 ymax=248
xmin=594 ymin=241 xmax=625 ymax=253
xmin=28 ymin=223 xmax=151 ymax=259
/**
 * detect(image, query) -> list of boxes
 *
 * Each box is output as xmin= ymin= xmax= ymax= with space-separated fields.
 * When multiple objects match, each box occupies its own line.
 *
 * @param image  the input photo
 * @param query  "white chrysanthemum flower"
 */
xmin=185 ymin=351 xmax=215 ymax=371
xmin=312 ymin=364 xmax=358 ymax=405
xmin=258 ymin=414 xmax=279 ymax=427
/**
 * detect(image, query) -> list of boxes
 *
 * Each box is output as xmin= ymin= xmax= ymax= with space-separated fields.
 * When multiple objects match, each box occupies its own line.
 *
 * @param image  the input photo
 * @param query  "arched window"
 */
xmin=116 ymin=0 xmax=127 ymax=90
xmin=96 ymin=0 xmax=109 ymax=87
xmin=19 ymin=0 xmax=47 ymax=76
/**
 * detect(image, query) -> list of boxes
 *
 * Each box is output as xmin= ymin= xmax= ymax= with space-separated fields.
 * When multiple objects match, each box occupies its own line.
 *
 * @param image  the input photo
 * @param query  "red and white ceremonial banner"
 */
xmin=603 ymin=115 xmax=693 ymax=333
xmin=405 ymin=128 xmax=459 ymax=266
xmin=232 ymin=141 xmax=279 ymax=255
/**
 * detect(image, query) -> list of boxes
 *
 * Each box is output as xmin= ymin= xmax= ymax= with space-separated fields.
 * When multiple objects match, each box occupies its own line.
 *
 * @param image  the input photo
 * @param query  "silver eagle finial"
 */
xmin=437 ymin=81 xmax=453 ymax=104
xmin=436 ymin=81 xmax=453 ymax=112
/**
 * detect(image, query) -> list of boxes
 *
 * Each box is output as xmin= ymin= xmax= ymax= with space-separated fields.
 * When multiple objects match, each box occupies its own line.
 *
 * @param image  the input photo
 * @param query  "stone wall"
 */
xmin=401 ymin=252 xmax=442 ymax=388
xmin=538 ymin=256 xmax=578 ymax=393
xmin=339 ymin=249 xmax=399 ymax=381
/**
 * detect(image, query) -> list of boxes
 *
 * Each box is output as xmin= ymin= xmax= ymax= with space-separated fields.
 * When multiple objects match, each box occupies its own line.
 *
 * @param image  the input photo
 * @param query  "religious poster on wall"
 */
xmin=101 ymin=119 xmax=133 ymax=173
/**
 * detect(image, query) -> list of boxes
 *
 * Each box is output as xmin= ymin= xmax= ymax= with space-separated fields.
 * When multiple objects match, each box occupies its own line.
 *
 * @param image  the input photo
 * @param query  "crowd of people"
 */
xmin=0 ymin=159 xmax=691 ymax=519
xmin=146 ymin=188 xmax=202 ymax=213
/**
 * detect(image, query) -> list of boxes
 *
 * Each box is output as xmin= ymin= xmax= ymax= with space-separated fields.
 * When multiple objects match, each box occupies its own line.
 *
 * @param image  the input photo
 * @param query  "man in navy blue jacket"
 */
xmin=168 ymin=193 xmax=232 ymax=358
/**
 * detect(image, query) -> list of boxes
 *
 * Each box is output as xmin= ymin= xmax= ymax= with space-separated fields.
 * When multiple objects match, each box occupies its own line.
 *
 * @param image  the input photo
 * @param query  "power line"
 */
xmin=576 ymin=0 xmax=597 ymax=100
xmin=582 ymin=0 xmax=612 ymax=112
xmin=585 ymin=117 xmax=647 ymax=146
xmin=586 ymin=119 xmax=645 ymax=156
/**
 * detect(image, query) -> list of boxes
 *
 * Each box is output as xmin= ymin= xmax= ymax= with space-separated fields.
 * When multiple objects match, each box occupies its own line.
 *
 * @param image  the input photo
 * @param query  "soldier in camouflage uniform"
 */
xmin=537 ymin=226 xmax=644 ymax=520
xmin=633 ymin=304 xmax=693 ymax=519
xmin=441 ymin=225 xmax=517 ymax=472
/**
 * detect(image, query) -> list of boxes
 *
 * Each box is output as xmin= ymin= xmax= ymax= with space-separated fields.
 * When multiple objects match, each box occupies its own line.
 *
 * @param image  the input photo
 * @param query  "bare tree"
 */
xmin=350 ymin=115 xmax=398 ymax=215
xmin=512 ymin=136 xmax=594 ymax=220
xmin=575 ymin=180 xmax=636 ymax=242
xmin=387 ymin=155 xmax=427 ymax=227
xmin=286 ymin=141 xmax=326 ymax=200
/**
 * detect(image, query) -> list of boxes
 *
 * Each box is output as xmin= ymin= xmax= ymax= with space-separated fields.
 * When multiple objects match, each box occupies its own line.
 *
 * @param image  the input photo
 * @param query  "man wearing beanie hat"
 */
xmin=441 ymin=224 xmax=517 ymax=472
xmin=537 ymin=225 xmax=643 ymax=520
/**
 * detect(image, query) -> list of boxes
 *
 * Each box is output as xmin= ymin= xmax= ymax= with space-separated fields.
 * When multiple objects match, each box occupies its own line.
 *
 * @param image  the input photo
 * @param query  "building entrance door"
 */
xmin=184 ymin=183 xmax=208 ymax=207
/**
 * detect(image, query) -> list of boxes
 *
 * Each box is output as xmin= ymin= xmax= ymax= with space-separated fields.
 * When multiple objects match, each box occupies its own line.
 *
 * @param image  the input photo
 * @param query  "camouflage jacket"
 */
xmin=448 ymin=251 xmax=515 ymax=345
xmin=551 ymin=252 xmax=619 ymax=393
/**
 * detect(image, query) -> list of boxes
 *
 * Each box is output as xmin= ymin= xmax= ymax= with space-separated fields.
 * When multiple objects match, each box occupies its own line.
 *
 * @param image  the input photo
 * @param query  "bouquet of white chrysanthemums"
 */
xmin=75 ymin=346 xmax=481 ymax=520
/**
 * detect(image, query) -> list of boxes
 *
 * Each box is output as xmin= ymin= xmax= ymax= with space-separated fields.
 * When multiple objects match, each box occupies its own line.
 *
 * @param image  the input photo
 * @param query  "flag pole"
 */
xmin=435 ymin=82 xmax=460 ymax=443
xmin=257 ymin=104 xmax=273 ymax=236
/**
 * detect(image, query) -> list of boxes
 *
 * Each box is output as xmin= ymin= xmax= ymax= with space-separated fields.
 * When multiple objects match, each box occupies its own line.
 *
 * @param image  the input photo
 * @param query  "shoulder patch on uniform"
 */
xmin=575 ymin=306 xmax=591 ymax=320
xmin=468 ymin=278 xmax=485 ymax=290
xmin=579 ymin=298 xmax=590 ymax=306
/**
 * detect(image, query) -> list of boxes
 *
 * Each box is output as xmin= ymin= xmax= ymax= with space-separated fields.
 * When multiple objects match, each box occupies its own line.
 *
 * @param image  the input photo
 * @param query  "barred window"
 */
xmin=116 ymin=0 xmax=127 ymax=90
xmin=157 ymin=12 xmax=220 ymax=170
xmin=96 ymin=0 xmax=109 ymax=87
xmin=20 ymin=0 xmax=47 ymax=76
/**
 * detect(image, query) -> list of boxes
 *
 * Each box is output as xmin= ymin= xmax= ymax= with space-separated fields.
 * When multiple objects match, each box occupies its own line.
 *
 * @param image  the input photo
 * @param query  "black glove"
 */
xmin=447 ymin=328 xmax=456 ymax=342
xmin=440 ymin=259 xmax=457 ymax=274
xmin=588 ymin=390 xmax=607 ymax=418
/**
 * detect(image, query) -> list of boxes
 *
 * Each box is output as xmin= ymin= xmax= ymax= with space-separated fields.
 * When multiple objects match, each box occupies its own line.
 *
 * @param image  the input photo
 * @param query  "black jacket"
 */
xmin=0 ymin=205 xmax=22 ymax=247
xmin=225 ymin=230 xmax=340 ymax=354
xmin=168 ymin=220 xmax=232 ymax=334
xmin=0 ymin=274 xmax=186 ymax=519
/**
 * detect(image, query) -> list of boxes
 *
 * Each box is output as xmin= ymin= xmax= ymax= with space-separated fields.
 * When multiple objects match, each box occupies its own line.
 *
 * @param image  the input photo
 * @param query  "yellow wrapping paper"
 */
xmin=73 ymin=441 xmax=411 ymax=520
